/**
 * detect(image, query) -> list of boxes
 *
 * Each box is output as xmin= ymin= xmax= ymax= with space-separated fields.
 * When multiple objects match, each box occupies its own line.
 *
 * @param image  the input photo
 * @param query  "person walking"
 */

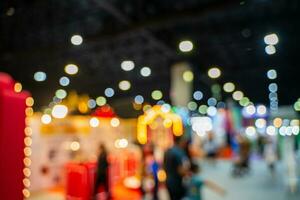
xmin=94 ymin=143 xmax=110 ymax=200
xmin=164 ymin=136 xmax=190 ymax=200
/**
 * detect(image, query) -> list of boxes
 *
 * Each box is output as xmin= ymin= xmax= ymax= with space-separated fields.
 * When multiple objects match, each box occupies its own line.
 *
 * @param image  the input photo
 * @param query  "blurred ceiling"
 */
xmin=0 ymin=0 xmax=299 ymax=117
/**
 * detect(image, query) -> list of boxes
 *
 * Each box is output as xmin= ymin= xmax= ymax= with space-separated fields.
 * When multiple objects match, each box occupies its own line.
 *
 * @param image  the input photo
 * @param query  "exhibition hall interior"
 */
xmin=0 ymin=0 xmax=299 ymax=200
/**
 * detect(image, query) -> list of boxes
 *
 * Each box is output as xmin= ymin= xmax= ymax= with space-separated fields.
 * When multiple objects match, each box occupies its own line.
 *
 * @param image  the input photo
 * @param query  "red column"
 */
xmin=0 ymin=73 xmax=30 ymax=200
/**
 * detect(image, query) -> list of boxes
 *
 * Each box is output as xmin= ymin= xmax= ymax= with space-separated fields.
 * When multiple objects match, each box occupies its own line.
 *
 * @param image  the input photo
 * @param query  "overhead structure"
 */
xmin=137 ymin=105 xmax=183 ymax=144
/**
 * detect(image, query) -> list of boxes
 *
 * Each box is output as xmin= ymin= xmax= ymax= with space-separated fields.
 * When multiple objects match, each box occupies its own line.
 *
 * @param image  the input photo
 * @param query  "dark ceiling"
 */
xmin=0 ymin=0 xmax=299 ymax=116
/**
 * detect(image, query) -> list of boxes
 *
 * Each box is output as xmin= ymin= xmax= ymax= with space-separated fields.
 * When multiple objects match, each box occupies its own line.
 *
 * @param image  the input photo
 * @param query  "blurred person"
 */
xmin=94 ymin=143 xmax=110 ymax=200
xmin=164 ymin=136 xmax=190 ymax=200
xmin=232 ymin=134 xmax=251 ymax=177
xmin=203 ymin=132 xmax=218 ymax=163
xmin=185 ymin=162 xmax=226 ymax=200
xmin=264 ymin=137 xmax=277 ymax=177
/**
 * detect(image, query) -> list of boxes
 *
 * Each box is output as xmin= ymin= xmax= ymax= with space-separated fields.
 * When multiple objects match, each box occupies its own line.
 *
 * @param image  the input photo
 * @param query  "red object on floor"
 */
xmin=66 ymin=162 xmax=98 ymax=200
xmin=0 ymin=73 xmax=30 ymax=200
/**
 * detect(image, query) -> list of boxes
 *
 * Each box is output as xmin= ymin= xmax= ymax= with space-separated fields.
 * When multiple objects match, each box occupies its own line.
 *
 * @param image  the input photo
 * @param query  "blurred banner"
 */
xmin=0 ymin=73 xmax=29 ymax=200
xmin=170 ymin=62 xmax=192 ymax=107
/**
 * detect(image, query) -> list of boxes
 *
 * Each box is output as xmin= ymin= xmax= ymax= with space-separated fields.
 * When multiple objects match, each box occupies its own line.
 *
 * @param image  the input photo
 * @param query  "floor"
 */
xmin=29 ymin=160 xmax=300 ymax=200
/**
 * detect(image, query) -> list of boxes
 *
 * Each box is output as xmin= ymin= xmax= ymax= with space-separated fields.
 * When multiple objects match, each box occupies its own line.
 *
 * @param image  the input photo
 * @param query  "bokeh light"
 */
xmin=187 ymin=101 xmax=198 ymax=111
xmin=207 ymin=106 xmax=217 ymax=116
xmin=59 ymin=76 xmax=70 ymax=86
xmin=223 ymin=82 xmax=235 ymax=93
xmin=71 ymin=35 xmax=83 ymax=45
xmin=265 ymin=45 xmax=276 ymax=55
xmin=119 ymin=80 xmax=131 ymax=91
xmin=266 ymin=126 xmax=276 ymax=135
xmin=51 ymin=105 xmax=68 ymax=119
xmin=193 ymin=91 xmax=203 ymax=101
xmin=273 ymin=118 xmax=282 ymax=128
xmin=151 ymin=90 xmax=163 ymax=100
xmin=257 ymin=105 xmax=267 ymax=115
xmin=245 ymin=126 xmax=256 ymax=137
xmin=88 ymin=99 xmax=97 ymax=109
xmin=207 ymin=97 xmax=217 ymax=106
xmin=179 ymin=40 xmax=193 ymax=52
xmin=89 ymin=117 xmax=99 ymax=127
xmin=140 ymin=67 xmax=151 ymax=77
xmin=208 ymin=67 xmax=221 ymax=79
xmin=111 ymin=117 xmax=120 ymax=127
xmin=104 ymin=88 xmax=115 ymax=97
xmin=96 ymin=96 xmax=106 ymax=106
xmin=55 ymin=89 xmax=67 ymax=99
xmin=198 ymin=105 xmax=208 ymax=114
xmin=264 ymin=33 xmax=279 ymax=45
xmin=14 ymin=82 xmax=22 ymax=93
xmin=65 ymin=64 xmax=78 ymax=75
xmin=134 ymin=95 xmax=144 ymax=104
xmin=255 ymin=118 xmax=266 ymax=129
xmin=268 ymin=83 xmax=278 ymax=92
xmin=232 ymin=91 xmax=244 ymax=101
xmin=121 ymin=60 xmax=135 ymax=71
xmin=34 ymin=71 xmax=47 ymax=82
xmin=267 ymin=69 xmax=277 ymax=79
xmin=41 ymin=114 xmax=52 ymax=124
xmin=182 ymin=70 xmax=194 ymax=82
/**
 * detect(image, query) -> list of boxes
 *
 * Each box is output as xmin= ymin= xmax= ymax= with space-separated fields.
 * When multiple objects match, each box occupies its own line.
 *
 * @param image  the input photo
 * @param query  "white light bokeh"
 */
xmin=71 ymin=35 xmax=83 ymax=45
xmin=121 ymin=60 xmax=135 ymax=71
xmin=264 ymin=33 xmax=279 ymax=45
xmin=179 ymin=40 xmax=193 ymax=52
xmin=119 ymin=80 xmax=131 ymax=91
xmin=140 ymin=67 xmax=151 ymax=77
xmin=89 ymin=117 xmax=99 ymax=127
xmin=41 ymin=114 xmax=52 ymax=124
xmin=265 ymin=45 xmax=276 ymax=55
xmin=51 ymin=105 xmax=68 ymax=119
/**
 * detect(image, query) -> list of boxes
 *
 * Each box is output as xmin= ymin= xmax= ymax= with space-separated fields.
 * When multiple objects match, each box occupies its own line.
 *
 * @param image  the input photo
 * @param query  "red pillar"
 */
xmin=0 ymin=73 xmax=30 ymax=200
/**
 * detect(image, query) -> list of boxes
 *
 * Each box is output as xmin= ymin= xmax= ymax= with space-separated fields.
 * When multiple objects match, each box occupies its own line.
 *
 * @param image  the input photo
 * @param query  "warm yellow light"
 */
xmin=232 ymin=91 xmax=244 ymax=101
xmin=24 ymin=127 xmax=32 ymax=136
xmin=182 ymin=70 xmax=194 ymax=82
xmin=163 ymin=118 xmax=173 ymax=128
xmin=41 ymin=114 xmax=52 ymax=124
xmin=22 ymin=188 xmax=30 ymax=198
xmin=273 ymin=118 xmax=282 ymax=128
xmin=70 ymin=141 xmax=80 ymax=151
xmin=78 ymin=102 xmax=89 ymax=113
xmin=157 ymin=169 xmax=167 ymax=182
xmin=119 ymin=80 xmax=131 ymax=91
xmin=143 ymin=104 xmax=152 ymax=112
xmin=133 ymin=103 xmax=142 ymax=110
xmin=179 ymin=40 xmax=193 ymax=52
xmin=23 ymin=178 xmax=31 ymax=187
xmin=26 ymin=97 xmax=34 ymax=106
xmin=96 ymin=96 xmax=106 ymax=106
xmin=25 ymin=107 xmax=34 ymax=117
xmin=24 ymin=147 xmax=32 ymax=156
xmin=110 ymin=117 xmax=120 ymax=127
xmin=137 ymin=105 xmax=183 ymax=144
xmin=223 ymin=82 xmax=235 ymax=93
xmin=24 ymin=137 xmax=32 ymax=146
xmin=23 ymin=168 xmax=31 ymax=177
xmin=52 ymin=105 xmax=68 ymax=119
xmin=151 ymin=90 xmax=163 ymax=100
xmin=65 ymin=64 xmax=79 ymax=75
xmin=208 ymin=67 xmax=221 ymax=79
xmin=14 ymin=82 xmax=22 ymax=93
xmin=23 ymin=158 xmax=31 ymax=167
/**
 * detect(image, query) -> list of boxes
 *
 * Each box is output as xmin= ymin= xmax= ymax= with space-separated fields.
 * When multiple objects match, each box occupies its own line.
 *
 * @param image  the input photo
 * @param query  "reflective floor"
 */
xmin=29 ymin=160 xmax=299 ymax=200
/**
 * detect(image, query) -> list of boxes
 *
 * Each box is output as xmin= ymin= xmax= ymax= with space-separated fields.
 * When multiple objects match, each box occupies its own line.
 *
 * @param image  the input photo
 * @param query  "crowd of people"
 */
xmin=92 ymin=131 xmax=281 ymax=200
